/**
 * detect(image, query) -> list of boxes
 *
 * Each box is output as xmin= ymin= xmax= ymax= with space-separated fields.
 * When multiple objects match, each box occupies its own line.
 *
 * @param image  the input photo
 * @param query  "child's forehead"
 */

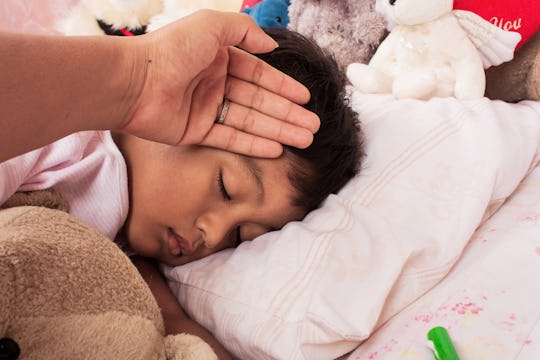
xmin=237 ymin=154 xmax=295 ymax=190
xmin=238 ymin=153 xmax=306 ymax=222
xmin=244 ymin=153 xmax=292 ymax=178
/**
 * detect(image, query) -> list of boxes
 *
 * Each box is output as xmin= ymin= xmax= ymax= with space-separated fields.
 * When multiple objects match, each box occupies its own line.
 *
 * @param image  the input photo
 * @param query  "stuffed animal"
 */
xmin=287 ymin=0 xmax=538 ymax=101
xmin=242 ymin=0 xmax=290 ymax=29
xmin=57 ymin=0 xmax=163 ymax=36
xmin=0 ymin=190 xmax=217 ymax=360
xmin=146 ymin=0 xmax=246 ymax=32
xmin=346 ymin=0 xmax=522 ymax=100
xmin=288 ymin=0 xmax=387 ymax=69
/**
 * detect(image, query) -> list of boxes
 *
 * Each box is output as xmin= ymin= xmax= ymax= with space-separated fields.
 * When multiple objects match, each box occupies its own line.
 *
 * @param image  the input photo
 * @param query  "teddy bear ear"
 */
xmin=163 ymin=334 xmax=217 ymax=360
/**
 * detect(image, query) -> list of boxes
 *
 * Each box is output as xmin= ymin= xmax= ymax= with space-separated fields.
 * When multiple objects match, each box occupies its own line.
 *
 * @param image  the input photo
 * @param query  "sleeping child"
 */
xmin=127 ymin=28 xmax=364 ymax=358
xmin=0 ymin=28 xmax=363 ymax=358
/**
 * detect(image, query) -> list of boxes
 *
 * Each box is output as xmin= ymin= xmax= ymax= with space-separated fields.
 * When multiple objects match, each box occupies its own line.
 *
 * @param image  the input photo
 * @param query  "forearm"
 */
xmin=0 ymin=31 xmax=148 ymax=162
xmin=131 ymin=256 xmax=232 ymax=360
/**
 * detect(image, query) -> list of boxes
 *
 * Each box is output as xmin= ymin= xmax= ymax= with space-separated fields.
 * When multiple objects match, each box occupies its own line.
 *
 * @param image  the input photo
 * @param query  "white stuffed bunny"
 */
xmin=347 ymin=0 xmax=521 ymax=100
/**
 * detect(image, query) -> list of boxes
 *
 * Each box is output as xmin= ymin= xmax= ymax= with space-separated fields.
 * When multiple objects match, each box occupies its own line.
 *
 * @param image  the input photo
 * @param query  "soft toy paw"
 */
xmin=56 ymin=0 xmax=163 ymax=36
xmin=0 ymin=191 xmax=216 ymax=359
xmin=287 ymin=0 xmax=387 ymax=69
xmin=242 ymin=0 xmax=291 ymax=29
xmin=347 ymin=0 xmax=521 ymax=100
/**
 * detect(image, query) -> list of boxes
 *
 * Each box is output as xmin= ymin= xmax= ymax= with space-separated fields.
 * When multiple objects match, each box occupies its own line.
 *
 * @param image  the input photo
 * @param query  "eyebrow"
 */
xmin=236 ymin=154 xmax=265 ymax=202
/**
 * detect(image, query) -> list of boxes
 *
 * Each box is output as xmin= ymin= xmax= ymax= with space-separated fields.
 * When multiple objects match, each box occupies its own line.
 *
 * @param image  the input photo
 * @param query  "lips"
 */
xmin=166 ymin=228 xmax=184 ymax=256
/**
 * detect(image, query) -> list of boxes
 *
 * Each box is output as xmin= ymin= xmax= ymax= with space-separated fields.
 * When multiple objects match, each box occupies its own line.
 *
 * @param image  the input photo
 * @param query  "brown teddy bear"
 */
xmin=0 ymin=190 xmax=216 ymax=360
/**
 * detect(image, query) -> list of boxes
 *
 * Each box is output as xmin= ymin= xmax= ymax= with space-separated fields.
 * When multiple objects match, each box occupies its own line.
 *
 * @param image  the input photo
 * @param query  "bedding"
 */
xmin=346 ymin=158 xmax=540 ymax=359
xmin=164 ymin=93 xmax=540 ymax=359
xmin=3 ymin=2 xmax=540 ymax=359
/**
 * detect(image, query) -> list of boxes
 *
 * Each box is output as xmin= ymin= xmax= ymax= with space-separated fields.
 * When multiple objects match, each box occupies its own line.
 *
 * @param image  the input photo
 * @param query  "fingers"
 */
xmin=202 ymin=125 xmax=284 ymax=158
xmin=228 ymin=46 xmax=311 ymax=105
xmin=225 ymin=76 xmax=319 ymax=134
xmin=208 ymin=49 xmax=320 ymax=153
xmin=218 ymin=100 xmax=314 ymax=149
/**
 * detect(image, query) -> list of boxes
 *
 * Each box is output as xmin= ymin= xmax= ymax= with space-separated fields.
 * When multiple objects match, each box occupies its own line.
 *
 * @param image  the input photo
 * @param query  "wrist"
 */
xmin=107 ymin=36 xmax=150 ymax=133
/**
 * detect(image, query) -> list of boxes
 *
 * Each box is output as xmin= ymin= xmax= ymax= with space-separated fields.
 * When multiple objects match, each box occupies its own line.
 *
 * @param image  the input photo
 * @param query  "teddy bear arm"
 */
xmin=347 ymin=62 xmax=394 ymax=94
xmin=164 ymin=334 xmax=217 ymax=360
xmin=346 ymin=33 xmax=400 ymax=92
xmin=367 ymin=35 xmax=399 ymax=72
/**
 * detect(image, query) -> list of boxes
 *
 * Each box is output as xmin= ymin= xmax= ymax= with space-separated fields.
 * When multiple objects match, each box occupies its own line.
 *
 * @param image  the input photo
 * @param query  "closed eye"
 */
xmin=218 ymin=170 xmax=243 ymax=246
xmin=217 ymin=168 xmax=231 ymax=201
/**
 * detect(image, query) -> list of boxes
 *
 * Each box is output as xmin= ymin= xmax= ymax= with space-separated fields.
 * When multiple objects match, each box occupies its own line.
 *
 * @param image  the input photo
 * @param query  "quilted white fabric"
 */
xmin=164 ymin=94 xmax=540 ymax=360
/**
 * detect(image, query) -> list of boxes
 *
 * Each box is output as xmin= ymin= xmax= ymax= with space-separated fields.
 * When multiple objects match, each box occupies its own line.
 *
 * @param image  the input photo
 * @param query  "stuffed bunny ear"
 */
xmin=164 ymin=333 xmax=217 ymax=360
xmin=453 ymin=10 xmax=522 ymax=69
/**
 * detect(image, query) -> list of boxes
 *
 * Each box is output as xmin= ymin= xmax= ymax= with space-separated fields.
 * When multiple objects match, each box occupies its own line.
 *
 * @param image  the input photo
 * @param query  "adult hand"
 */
xmin=123 ymin=10 xmax=320 ymax=158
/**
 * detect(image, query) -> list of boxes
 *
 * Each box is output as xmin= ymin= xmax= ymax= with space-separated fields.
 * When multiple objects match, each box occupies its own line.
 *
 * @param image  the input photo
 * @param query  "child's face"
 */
xmin=120 ymin=135 xmax=305 ymax=266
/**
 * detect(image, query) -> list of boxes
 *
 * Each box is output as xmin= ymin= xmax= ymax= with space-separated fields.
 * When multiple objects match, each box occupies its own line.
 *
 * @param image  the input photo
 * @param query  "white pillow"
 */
xmin=164 ymin=94 xmax=540 ymax=360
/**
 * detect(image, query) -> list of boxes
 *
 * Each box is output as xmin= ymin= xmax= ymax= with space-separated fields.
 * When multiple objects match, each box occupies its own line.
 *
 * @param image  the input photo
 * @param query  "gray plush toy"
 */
xmin=287 ymin=0 xmax=387 ymax=69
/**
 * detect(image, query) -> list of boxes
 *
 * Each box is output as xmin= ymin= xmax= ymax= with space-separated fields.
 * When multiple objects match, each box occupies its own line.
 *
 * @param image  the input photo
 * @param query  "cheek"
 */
xmin=124 ymin=221 xmax=161 ymax=259
xmin=166 ymin=179 xmax=210 ymax=216
xmin=149 ymin=169 xmax=208 ymax=215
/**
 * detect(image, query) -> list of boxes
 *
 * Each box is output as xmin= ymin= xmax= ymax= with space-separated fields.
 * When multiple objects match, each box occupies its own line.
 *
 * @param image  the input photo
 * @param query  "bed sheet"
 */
xmin=346 ymin=161 xmax=540 ymax=359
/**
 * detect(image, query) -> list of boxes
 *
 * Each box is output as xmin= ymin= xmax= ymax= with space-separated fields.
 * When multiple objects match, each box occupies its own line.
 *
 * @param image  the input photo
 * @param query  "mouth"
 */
xmin=166 ymin=227 xmax=184 ymax=256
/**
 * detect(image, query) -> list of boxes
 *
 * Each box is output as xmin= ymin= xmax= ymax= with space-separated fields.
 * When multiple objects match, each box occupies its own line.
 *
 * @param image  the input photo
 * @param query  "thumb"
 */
xmin=200 ymin=10 xmax=279 ymax=54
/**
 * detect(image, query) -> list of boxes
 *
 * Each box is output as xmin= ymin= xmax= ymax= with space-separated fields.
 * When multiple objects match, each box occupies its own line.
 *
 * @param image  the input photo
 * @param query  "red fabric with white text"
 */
xmin=453 ymin=0 xmax=540 ymax=49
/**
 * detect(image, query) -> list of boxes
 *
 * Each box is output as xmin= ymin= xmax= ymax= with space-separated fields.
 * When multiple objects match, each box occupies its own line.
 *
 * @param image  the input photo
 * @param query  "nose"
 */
xmin=389 ymin=0 xmax=396 ymax=5
xmin=195 ymin=210 xmax=234 ymax=250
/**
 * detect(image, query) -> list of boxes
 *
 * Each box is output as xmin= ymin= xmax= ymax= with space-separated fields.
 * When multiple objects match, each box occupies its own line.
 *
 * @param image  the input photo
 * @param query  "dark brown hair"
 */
xmin=256 ymin=29 xmax=364 ymax=212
